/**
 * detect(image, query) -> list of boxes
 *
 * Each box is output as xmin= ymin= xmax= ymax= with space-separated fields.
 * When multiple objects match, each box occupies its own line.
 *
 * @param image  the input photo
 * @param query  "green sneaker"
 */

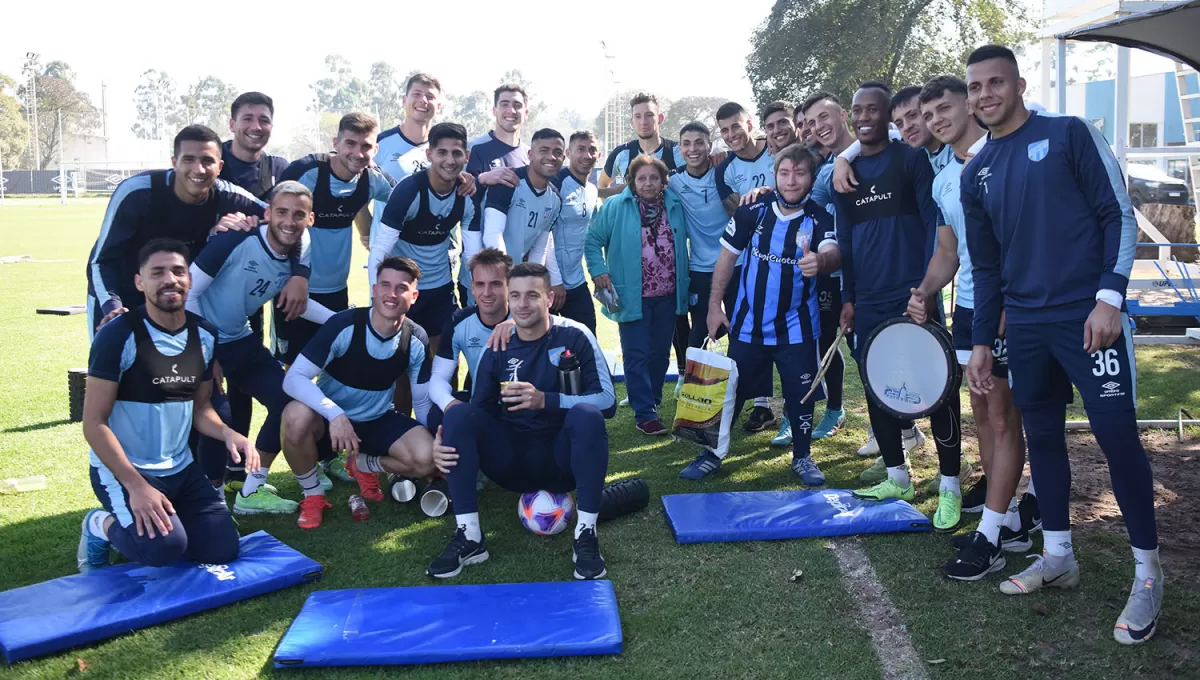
xmin=318 ymin=468 xmax=333 ymax=492
xmin=859 ymin=456 xmax=911 ymax=484
xmin=933 ymin=490 xmax=962 ymax=532
xmin=233 ymin=487 xmax=299 ymax=515
xmin=324 ymin=454 xmax=353 ymax=483
xmin=852 ymin=477 xmax=915 ymax=502
xmin=224 ymin=479 xmax=278 ymax=495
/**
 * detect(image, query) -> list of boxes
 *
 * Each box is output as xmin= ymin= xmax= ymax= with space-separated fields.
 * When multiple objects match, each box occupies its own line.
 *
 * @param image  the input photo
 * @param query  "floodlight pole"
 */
xmin=58 ymin=109 xmax=66 ymax=205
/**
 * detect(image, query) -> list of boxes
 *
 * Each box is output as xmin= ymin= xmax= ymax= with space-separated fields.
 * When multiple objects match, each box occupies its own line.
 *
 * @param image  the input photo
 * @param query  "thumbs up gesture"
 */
xmin=798 ymin=238 xmax=820 ymax=277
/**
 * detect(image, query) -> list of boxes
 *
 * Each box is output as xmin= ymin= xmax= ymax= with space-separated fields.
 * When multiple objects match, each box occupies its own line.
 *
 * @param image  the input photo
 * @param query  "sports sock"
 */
xmin=887 ymin=465 xmax=910 ymax=487
xmin=979 ymin=508 xmax=1005 ymax=547
xmin=1025 ymin=477 xmax=1036 ymax=498
xmin=240 ymin=469 xmax=267 ymax=497
xmin=457 ymin=512 xmax=481 ymax=542
xmin=88 ymin=510 xmax=113 ymax=539
xmin=294 ymin=467 xmax=325 ymax=498
xmin=1133 ymin=546 xmax=1163 ymax=581
xmin=754 ymin=397 xmax=770 ymax=409
xmin=1043 ymin=529 xmax=1074 ymax=558
xmin=1002 ymin=496 xmax=1022 ymax=530
xmin=355 ymin=453 xmax=385 ymax=474
xmin=575 ymin=511 xmax=599 ymax=539
xmin=939 ymin=474 xmax=960 ymax=495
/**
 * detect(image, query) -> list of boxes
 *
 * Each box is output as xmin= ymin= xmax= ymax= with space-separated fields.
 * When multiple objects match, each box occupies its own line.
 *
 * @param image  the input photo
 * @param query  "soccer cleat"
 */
xmin=573 ymin=528 xmax=607 ymax=580
xmin=791 ymin=455 xmax=826 ymax=486
xmin=680 ymin=449 xmax=722 ymax=480
xmin=859 ymin=456 xmax=910 ymax=485
xmin=346 ymin=454 xmax=385 ymax=502
xmin=999 ymin=554 xmax=1081 ymax=595
xmin=743 ymin=406 xmax=778 ymax=432
xmin=1018 ymin=492 xmax=1042 ymax=533
xmin=618 ymin=397 xmax=630 ymax=407
xmin=234 ymin=487 xmax=299 ymax=515
xmin=318 ymin=469 xmax=333 ymax=492
xmin=811 ymin=408 xmax=846 ymax=440
xmin=853 ymin=478 xmax=915 ymax=502
xmin=77 ymin=510 xmax=111 ymax=573
xmin=427 ymin=526 xmax=489 ymax=579
xmin=961 ymin=476 xmax=988 ymax=513
xmin=933 ymin=490 xmax=962 ymax=533
xmin=857 ymin=427 xmax=879 ymax=456
xmin=636 ymin=419 xmax=669 ymax=436
xmin=771 ymin=420 xmax=793 ymax=447
xmin=943 ymin=531 xmax=1006 ymax=581
xmin=324 ymin=454 xmax=353 ymax=482
xmin=296 ymin=495 xmax=332 ymax=530
xmin=1114 ymin=577 xmax=1163 ymax=645
xmin=224 ymin=480 xmax=279 ymax=495
xmin=903 ymin=426 xmax=927 ymax=453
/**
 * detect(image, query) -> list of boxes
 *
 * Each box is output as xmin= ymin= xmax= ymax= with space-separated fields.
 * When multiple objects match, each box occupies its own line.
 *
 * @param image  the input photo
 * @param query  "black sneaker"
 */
xmin=742 ymin=406 xmax=778 ymax=433
xmin=1018 ymin=492 xmax=1041 ymax=533
xmin=426 ymin=526 xmax=489 ymax=579
xmin=961 ymin=475 xmax=988 ymax=514
xmin=998 ymin=525 xmax=1033 ymax=553
xmin=943 ymin=531 xmax=1006 ymax=581
xmin=572 ymin=528 xmax=607 ymax=580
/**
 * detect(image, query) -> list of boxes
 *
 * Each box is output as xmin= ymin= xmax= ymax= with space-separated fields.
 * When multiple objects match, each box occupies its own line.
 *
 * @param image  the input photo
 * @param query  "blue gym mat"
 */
xmin=662 ymin=489 xmax=932 ymax=544
xmin=273 ymin=580 xmax=622 ymax=667
xmin=0 ymin=531 xmax=322 ymax=664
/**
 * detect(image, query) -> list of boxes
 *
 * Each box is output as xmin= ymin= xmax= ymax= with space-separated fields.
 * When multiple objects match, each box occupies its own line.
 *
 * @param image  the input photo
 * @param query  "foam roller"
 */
xmin=599 ymin=478 xmax=650 ymax=522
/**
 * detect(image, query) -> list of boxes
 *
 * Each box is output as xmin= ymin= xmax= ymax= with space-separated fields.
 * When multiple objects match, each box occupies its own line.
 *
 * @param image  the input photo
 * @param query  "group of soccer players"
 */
xmin=74 ymin=43 xmax=1162 ymax=644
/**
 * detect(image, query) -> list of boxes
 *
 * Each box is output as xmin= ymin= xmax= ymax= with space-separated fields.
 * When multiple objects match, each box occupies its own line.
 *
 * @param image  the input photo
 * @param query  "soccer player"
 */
xmin=546 ymin=130 xmax=601 ymax=335
xmin=715 ymin=102 xmax=774 ymax=211
xmin=832 ymin=86 xmax=953 ymax=193
xmin=87 ymin=125 xmax=308 ymax=336
xmin=427 ymin=262 xmax=615 ymax=580
xmin=470 ymin=128 xmax=564 ymax=268
xmin=275 ymin=113 xmax=394 ymax=365
xmin=375 ymin=73 xmax=444 ymax=184
xmin=78 ymin=239 xmax=255 ymax=572
xmin=371 ymin=122 xmax=475 ymax=364
xmin=962 ymin=45 xmax=1162 ymax=644
xmin=764 ymin=100 xmax=799 ymax=155
xmin=187 ymin=181 xmax=334 ymax=515
xmin=281 ymin=256 xmax=436 ymax=529
xmin=906 ymin=76 xmax=1032 ymax=580
xmin=598 ymin=92 xmax=684 ymax=198
xmin=833 ymin=82 xmax=964 ymax=532
xmin=683 ymin=143 xmax=840 ymax=483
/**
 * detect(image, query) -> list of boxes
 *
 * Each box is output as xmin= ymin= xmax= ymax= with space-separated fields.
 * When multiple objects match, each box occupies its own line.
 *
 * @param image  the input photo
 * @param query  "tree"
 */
xmin=178 ymin=76 xmax=239 ymax=131
xmin=445 ymin=90 xmax=494 ymax=138
xmin=369 ymin=62 xmax=405 ymax=127
xmin=0 ymin=74 xmax=29 ymax=166
xmin=18 ymin=59 xmax=99 ymax=168
xmin=747 ymin=0 xmax=1034 ymax=107
xmin=661 ymin=96 xmax=729 ymax=140
xmin=310 ymin=55 xmax=373 ymax=114
xmin=131 ymin=69 xmax=182 ymax=140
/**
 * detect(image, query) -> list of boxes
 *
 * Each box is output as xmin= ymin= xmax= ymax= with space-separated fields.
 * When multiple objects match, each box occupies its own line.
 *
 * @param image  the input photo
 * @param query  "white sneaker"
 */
xmin=902 ymin=426 xmax=927 ymax=453
xmin=1115 ymin=576 xmax=1163 ymax=645
xmin=857 ymin=426 xmax=879 ymax=456
xmin=999 ymin=553 xmax=1081 ymax=595
xmin=619 ymin=397 xmax=630 ymax=407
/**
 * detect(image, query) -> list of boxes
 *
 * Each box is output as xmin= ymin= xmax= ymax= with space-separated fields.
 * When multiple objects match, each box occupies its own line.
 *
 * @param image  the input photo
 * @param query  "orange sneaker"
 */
xmin=297 ymin=495 xmax=332 ymax=529
xmin=346 ymin=455 xmax=385 ymax=502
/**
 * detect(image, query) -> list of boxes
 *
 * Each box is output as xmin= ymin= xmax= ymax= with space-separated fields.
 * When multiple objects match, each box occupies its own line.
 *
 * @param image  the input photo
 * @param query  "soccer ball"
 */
xmin=517 ymin=491 xmax=574 ymax=536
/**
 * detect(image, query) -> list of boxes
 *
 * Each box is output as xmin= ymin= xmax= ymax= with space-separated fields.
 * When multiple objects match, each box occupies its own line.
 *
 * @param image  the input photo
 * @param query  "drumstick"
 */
xmin=801 ymin=327 xmax=846 ymax=404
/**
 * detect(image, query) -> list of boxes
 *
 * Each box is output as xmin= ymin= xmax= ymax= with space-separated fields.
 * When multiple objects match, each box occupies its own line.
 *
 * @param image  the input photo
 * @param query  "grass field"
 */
xmin=1 ymin=197 xmax=1199 ymax=679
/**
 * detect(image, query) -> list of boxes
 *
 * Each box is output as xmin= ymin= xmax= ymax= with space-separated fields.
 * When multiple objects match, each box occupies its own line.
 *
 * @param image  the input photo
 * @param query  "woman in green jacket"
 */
xmin=584 ymin=154 xmax=690 ymax=435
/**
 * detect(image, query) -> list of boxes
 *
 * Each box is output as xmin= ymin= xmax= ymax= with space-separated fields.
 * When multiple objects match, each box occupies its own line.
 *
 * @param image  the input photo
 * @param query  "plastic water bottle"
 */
xmin=348 ymin=494 xmax=370 ymax=521
xmin=0 ymin=475 xmax=46 ymax=494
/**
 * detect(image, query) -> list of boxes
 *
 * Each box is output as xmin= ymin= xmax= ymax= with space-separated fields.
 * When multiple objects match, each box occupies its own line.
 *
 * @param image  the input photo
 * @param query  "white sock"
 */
xmin=457 ymin=512 xmax=481 ymax=542
xmin=294 ymin=467 xmax=325 ymax=498
xmin=1025 ymin=477 xmax=1036 ymax=498
xmin=887 ymin=465 xmax=910 ymax=487
xmin=88 ymin=510 xmax=113 ymax=539
xmin=1132 ymin=546 xmax=1163 ymax=582
xmin=978 ymin=508 xmax=1005 ymax=547
xmin=939 ymin=474 xmax=960 ymax=495
xmin=1002 ymin=496 xmax=1022 ymax=531
xmin=575 ymin=511 xmax=599 ymax=538
xmin=356 ymin=453 xmax=385 ymax=474
xmin=240 ymin=469 xmax=267 ymax=497
xmin=1043 ymin=529 xmax=1074 ymax=558
xmin=754 ymin=397 xmax=770 ymax=408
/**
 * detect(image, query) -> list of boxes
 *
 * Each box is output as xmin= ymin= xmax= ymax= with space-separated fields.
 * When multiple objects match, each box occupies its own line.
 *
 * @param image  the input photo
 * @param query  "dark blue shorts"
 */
xmin=273 ymin=288 xmax=349 ymax=365
xmin=728 ymin=338 xmax=823 ymax=404
xmin=409 ymin=282 xmax=456 ymax=339
xmin=317 ymin=410 xmax=424 ymax=456
xmin=559 ymin=283 xmax=598 ymax=336
xmin=951 ymin=305 xmax=1008 ymax=379
xmin=91 ymin=461 xmax=229 ymax=530
xmin=1005 ymin=315 xmax=1138 ymax=412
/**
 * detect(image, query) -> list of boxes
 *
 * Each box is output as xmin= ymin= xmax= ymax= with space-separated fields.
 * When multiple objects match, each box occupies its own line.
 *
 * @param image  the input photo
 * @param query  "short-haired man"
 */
xmin=546 ymin=130 xmax=602 ymax=335
xmin=371 ymin=122 xmax=475 ymax=364
xmin=375 ymin=73 xmax=444 ymax=184
xmin=220 ymin=92 xmax=288 ymax=199
xmin=78 ymin=239 xmax=255 ymax=572
xmin=276 ymin=113 xmax=394 ymax=365
xmin=962 ymin=45 xmax=1162 ymax=644
xmin=86 ymin=125 xmax=306 ymax=336
xmin=186 ymin=181 xmax=334 ymax=515
xmin=763 ymin=100 xmax=798 ymax=156
xmin=281 ymin=257 xmax=436 ymax=529
xmin=715 ymin=101 xmax=774 ymax=212
xmin=428 ymin=262 xmax=615 ymax=580
xmin=599 ymin=92 xmax=685 ymax=199
xmin=687 ymin=144 xmax=839 ymax=482
xmin=832 ymin=86 xmax=952 ymax=192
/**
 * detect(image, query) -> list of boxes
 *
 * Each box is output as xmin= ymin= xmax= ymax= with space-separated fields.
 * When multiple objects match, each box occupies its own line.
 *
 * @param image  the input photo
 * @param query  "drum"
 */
xmin=861 ymin=318 xmax=960 ymax=419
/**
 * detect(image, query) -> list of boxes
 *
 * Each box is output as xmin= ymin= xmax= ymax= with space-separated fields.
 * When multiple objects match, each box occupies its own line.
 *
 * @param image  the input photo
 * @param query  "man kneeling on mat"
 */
xmin=79 ymin=238 xmax=257 ymax=572
xmin=280 ymin=256 xmax=437 ymax=529
xmin=428 ymin=262 xmax=616 ymax=580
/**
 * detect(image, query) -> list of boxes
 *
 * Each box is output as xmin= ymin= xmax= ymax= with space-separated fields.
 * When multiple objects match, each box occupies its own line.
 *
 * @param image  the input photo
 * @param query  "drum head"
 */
xmin=862 ymin=319 xmax=956 ymax=419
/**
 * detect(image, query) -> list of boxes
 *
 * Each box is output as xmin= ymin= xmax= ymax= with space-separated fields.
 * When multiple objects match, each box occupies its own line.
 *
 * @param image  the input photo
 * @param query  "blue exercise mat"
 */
xmin=0 ymin=531 xmax=322 ymax=664
xmin=662 ymin=489 xmax=932 ymax=544
xmin=273 ymin=580 xmax=622 ymax=667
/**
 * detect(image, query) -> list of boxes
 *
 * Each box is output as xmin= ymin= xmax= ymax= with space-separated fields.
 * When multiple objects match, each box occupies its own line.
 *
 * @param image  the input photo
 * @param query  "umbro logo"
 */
xmin=1102 ymin=381 xmax=1120 ymax=390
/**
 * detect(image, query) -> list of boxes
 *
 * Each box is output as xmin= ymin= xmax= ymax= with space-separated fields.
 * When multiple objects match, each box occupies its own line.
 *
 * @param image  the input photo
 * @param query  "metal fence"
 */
xmin=0 ymin=168 xmax=140 ymax=196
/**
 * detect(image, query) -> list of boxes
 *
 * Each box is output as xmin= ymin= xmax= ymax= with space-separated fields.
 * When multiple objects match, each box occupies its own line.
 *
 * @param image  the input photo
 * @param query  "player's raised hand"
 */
xmin=486 ymin=318 xmax=517 ymax=351
xmin=456 ymin=172 xmax=477 ymax=197
xmin=798 ymin=239 xmax=820 ymax=277
xmin=479 ymin=167 xmax=519 ymax=188
xmin=213 ymin=212 xmax=259 ymax=234
xmin=833 ymin=157 xmax=859 ymax=193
